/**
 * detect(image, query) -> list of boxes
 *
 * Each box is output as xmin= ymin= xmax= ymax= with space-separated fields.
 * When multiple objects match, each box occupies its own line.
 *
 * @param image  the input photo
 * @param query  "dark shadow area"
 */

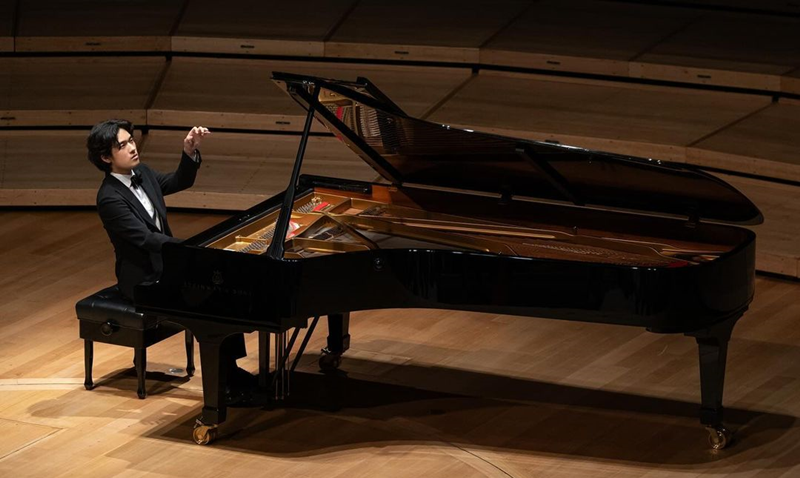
xmin=141 ymin=355 xmax=797 ymax=468
xmin=88 ymin=365 xmax=193 ymax=398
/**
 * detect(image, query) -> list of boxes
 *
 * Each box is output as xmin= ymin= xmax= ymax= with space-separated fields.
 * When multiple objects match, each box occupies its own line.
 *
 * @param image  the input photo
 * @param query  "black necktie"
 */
xmin=130 ymin=174 xmax=143 ymax=189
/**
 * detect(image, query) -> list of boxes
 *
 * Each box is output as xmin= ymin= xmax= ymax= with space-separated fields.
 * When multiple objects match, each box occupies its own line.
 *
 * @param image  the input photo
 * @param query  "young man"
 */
xmin=87 ymin=119 xmax=208 ymax=299
xmin=87 ymin=120 xmax=255 ymax=400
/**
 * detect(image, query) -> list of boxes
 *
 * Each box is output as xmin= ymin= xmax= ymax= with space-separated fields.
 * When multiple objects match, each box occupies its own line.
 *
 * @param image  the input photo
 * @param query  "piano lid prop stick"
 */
xmin=267 ymin=84 xmax=321 ymax=260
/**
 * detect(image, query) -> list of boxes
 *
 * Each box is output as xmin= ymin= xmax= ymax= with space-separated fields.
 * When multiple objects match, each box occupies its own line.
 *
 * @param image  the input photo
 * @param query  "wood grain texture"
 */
xmin=0 ymin=209 xmax=799 ymax=476
xmin=14 ymin=36 xmax=172 ymax=53
xmin=429 ymin=70 xmax=770 ymax=163
xmin=715 ymin=173 xmax=800 ymax=278
xmin=326 ymin=0 xmax=530 ymax=62
xmin=141 ymin=129 xmax=376 ymax=199
xmin=176 ymin=0 xmax=356 ymax=40
xmin=0 ymin=57 xmax=163 ymax=126
xmin=149 ymin=58 xmax=470 ymax=129
xmin=781 ymin=67 xmax=800 ymax=96
xmin=0 ymin=418 xmax=60 ymax=459
xmin=630 ymin=12 xmax=800 ymax=90
xmin=689 ymin=101 xmax=800 ymax=183
xmin=653 ymin=0 xmax=800 ymax=15
xmin=0 ymin=130 xmax=140 ymax=191
xmin=0 ymin=129 xmax=374 ymax=208
xmin=481 ymin=0 xmax=699 ymax=76
xmin=173 ymin=0 xmax=356 ymax=55
xmin=16 ymin=0 xmax=182 ymax=36
xmin=0 ymin=0 xmax=11 ymax=52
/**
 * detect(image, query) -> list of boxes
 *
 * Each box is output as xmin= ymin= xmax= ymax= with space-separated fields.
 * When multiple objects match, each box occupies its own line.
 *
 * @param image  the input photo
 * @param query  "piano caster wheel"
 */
xmin=319 ymin=351 xmax=342 ymax=371
xmin=193 ymin=420 xmax=218 ymax=446
xmin=707 ymin=425 xmax=732 ymax=450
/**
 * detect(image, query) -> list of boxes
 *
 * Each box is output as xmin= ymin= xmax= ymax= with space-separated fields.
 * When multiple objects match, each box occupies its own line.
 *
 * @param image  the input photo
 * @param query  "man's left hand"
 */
xmin=184 ymin=126 xmax=210 ymax=157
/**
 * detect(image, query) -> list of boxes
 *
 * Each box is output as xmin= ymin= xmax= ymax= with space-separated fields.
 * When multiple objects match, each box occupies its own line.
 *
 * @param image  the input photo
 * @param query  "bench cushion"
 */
xmin=75 ymin=285 xmax=157 ymax=330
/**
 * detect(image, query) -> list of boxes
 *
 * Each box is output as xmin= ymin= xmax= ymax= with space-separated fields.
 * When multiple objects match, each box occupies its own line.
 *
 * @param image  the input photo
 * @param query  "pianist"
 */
xmin=86 ymin=119 xmax=256 ymax=401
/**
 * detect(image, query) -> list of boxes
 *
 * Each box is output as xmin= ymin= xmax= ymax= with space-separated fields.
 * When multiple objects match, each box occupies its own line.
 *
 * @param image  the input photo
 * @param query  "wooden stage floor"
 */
xmin=1 ymin=210 xmax=799 ymax=477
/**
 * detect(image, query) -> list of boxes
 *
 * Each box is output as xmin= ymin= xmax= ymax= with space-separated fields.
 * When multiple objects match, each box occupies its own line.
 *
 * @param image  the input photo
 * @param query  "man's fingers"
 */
xmin=188 ymin=126 xmax=210 ymax=137
xmin=184 ymin=126 xmax=210 ymax=154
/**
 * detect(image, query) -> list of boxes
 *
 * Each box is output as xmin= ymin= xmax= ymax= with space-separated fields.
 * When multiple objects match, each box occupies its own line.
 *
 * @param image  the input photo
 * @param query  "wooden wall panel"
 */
xmin=782 ymin=68 xmax=800 ymax=95
xmin=149 ymin=58 xmax=470 ymax=130
xmin=0 ymin=129 xmax=373 ymax=209
xmin=428 ymin=70 xmax=769 ymax=163
xmin=259 ymin=62 xmax=472 ymax=119
xmin=481 ymin=0 xmax=698 ymax=77
xmin=717 ymin=173 xmax=800 ymax=278
xmin=0 ymin=57 xmax=163 ymax=127
xmin=689 ymin=101 xmax=800 ymax=183
xmin=141 ymin=130 xmax=375 ymax=208
xmin=149 ymin=58 xmax=324 ymax=132
xmin=630 ymin=13 xmax=800 ymax=91
xmin=0 ymin=130 xmax=138 ymax=192
xmin=0 ymin=188 xmax=96 ymax=206
xmin=326 ymin=0 xmax=531 ymax=63
xmin=654 ymin=0 xmax=800 ymax=15
xmin=0 ymin=0 xmax=13 ymax=52
xmin=173 ymin=0 xmax=356 ymax=56
xmin=14 ymin=0 xmax=182 ymax=52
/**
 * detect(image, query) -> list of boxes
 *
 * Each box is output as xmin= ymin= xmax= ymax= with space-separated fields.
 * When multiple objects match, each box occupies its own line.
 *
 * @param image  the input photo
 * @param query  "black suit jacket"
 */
xmin=97 ymin=151 xmax=201 ymax=299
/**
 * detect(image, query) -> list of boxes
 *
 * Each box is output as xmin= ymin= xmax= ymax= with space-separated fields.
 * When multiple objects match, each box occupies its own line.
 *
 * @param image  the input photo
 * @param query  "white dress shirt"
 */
xmin=110 ymin=171 xmax=162 ymax=231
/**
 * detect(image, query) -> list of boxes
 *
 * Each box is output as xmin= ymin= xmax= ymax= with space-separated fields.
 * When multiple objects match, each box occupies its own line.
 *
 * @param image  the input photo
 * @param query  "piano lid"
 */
xmin=272 ymin=72 xmax=763 ymax=225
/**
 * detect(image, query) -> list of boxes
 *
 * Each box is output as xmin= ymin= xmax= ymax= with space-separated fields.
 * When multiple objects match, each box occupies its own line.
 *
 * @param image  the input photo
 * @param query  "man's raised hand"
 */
xmin=184 ymin=126 xmax=210 ymax=157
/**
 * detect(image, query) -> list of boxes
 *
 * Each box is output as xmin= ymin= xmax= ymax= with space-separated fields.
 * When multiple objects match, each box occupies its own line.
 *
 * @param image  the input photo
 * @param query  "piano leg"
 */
xmin=192 ymin=340 xmax=230 ymax=445
xmin=320 ymin=313 xmax=350 ymax=371
xmin=687 ymin=313 xmax=739 ymax=450
xmin=185 ymin=330 xmax=195 ymax=377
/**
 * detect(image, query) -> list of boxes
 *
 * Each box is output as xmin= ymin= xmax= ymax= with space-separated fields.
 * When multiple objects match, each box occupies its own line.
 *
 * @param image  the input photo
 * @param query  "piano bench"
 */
xmin=75 ymin=285 xmax=195 ymax=399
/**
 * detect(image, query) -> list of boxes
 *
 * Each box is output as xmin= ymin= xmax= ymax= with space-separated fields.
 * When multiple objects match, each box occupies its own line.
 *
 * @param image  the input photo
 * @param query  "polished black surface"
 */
xmin=273 ymin=71 xmax=763 ymax=225
xmin=138 ymin=178 xmax=755 ymax=334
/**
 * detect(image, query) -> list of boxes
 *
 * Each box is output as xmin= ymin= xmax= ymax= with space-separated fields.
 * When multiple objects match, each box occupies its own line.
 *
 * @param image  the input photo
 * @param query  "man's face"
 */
xmin=103 ymin=129 xmax=139 ymax=174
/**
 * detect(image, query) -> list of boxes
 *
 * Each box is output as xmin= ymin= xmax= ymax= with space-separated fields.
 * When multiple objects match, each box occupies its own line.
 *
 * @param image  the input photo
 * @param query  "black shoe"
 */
xmin=224 ymin=366 xmax=259 ymax=407
xmin=224 ymin=385 xmax=257 ymax=407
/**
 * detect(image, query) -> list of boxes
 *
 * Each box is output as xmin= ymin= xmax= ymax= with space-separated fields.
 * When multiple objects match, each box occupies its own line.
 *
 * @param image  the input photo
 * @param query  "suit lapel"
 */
xmin=134 ymin=166 xmax=167 ymax=219
xmin=104 ymin=175 xmax=159 ymax=230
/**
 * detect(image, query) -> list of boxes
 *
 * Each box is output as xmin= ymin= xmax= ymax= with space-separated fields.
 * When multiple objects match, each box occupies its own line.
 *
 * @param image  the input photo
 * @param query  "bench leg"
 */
xmin=84 ymin=340 xmax=94 ymax=390
xmin=185 ymin=330 xmax=195 ymax=377
xmin=134 ymin=347 xmax=146 ymax=399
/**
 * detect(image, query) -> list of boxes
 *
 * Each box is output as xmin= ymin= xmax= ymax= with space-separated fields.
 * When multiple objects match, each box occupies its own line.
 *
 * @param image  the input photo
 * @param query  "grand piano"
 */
xmin=136 ymin=72 xmax=762 ymax=448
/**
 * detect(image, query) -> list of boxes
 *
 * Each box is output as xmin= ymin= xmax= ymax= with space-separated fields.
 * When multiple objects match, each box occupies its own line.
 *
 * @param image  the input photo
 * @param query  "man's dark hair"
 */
xmin=87 ymin=119 xmax=134 ymax=173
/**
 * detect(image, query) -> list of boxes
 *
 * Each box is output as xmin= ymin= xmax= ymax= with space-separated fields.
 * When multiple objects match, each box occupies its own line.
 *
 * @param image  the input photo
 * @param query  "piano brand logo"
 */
xmin=182 ymin=280 xmax=252 ymax=297
xmin=212 ymin=270 xmax=224 ymax=285
xmin=181 ymin=270 xmax=252 ymax=297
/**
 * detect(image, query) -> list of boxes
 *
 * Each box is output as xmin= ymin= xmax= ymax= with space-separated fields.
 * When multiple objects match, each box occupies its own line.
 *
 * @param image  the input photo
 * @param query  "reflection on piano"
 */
xmin=136 ymin=72 xmax=762 ymax=449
